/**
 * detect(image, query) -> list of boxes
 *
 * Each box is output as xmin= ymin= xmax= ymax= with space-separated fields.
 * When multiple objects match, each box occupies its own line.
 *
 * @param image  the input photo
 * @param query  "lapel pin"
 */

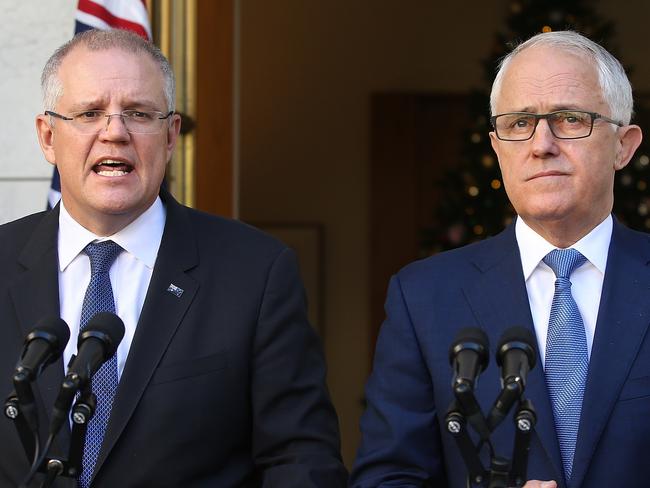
xmin=166 ymin=283 xmax=184 ymax=298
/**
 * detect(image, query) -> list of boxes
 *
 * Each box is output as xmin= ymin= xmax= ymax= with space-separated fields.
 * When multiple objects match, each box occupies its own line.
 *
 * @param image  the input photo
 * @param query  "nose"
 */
xmin=99 ymin=113 xmax=130 ymax=142
xmin=530 ymin=118 xmax=559 ymax=157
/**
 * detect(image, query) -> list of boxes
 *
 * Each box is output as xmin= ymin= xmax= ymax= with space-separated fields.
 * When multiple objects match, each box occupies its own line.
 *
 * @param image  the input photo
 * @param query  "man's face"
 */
xmin=36 ymin=46 xmax=181 ymax=235
xmin=489 ymin=45 xmax=641 ymax=241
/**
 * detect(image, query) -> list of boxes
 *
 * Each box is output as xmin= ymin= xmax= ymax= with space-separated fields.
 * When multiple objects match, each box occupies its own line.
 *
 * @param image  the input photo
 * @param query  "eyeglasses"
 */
xmin=490 ymin=110 xmax=623 ymax=141
xmin=45 ymin=109 xmax=174 ymax=134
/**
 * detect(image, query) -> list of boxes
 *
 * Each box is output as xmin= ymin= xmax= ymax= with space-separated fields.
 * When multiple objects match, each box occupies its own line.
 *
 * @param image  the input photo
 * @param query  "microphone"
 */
xmin=497 ymin=326 xmax=537 ymax=387
xmin=13 ymin=317 xmax=70 ymax=384
xmin=449 ymin=327 xmax=489 ymax=393
xmin=50 ymin=312 xmax=125 ymax=436
xmin=449 ymin=327 xmax=490 ymax=439
xmin=65 ymin=312 xmax=124 ymax=389
xmin=487 ymin=326 xmax=537 ymax=431
xmin=9 ymin=317 xmax=69 ymax=434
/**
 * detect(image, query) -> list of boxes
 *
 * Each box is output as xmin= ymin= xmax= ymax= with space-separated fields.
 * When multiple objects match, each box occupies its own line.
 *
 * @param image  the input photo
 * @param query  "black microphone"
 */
xmin=13 ymin=317 xmax=70 ymax=384
xmin=449 ymin=327 xmax=490 ymax=439
xmin=449 ymin=327 xmax=489 ymax=392
xmin=487 ymin=326 xmax=537 ymax=431
xmin=50 ymin=312 xmax=125 ymax=436
xmin=66 ymin=312 xmax=124 ymax=389
xmin=10 ymin=317 xmax=70 ymax=433
xmin=497 ymin=327 xmax=537 ymax=387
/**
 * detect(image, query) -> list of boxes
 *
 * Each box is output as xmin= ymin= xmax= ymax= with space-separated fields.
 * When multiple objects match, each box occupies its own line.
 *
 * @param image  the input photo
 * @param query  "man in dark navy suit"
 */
xmin=351 ymin=31 xmax=646 ymax=488
xmin=0 ymin=29 xmax=346 ymax=487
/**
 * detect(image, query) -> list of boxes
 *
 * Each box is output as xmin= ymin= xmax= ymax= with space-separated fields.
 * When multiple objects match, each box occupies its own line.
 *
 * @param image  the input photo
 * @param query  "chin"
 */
xmin=519 ymin=204 xmax=574 ymax=224
xmin=91 ymin=197 xmax=138 ymax=215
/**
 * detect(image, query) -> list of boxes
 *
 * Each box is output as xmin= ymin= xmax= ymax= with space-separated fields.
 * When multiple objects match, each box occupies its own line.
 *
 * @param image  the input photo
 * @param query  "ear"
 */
xmin=35 ymin=114 xmax=57 ymax=166
xmin=614 ymin=124 xmax=643 ymax=171
xmin=165 ymin=113 xmax=182 ymax=162
xmin=489 ymin=131 xmax=502 ymax=166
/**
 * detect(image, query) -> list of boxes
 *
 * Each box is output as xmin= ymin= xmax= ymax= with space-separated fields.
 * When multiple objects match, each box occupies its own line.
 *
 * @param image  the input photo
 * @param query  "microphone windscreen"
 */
xmin=496 ymin=326 xmax=537 ymax=368
xmin=449 ymin=327 xmax=489 ymax=369
xmin=27 ymin=316 xmax=70 ymax=355
xmin=79 ymin=312 xmax=125 ymax=357
xmin=454 ymin=327 xmax=489 ymax=348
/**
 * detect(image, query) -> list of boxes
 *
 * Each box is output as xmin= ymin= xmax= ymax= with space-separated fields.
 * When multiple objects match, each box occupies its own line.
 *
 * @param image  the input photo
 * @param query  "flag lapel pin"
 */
xmin=166 ymin=283 xmax=184 ymax=298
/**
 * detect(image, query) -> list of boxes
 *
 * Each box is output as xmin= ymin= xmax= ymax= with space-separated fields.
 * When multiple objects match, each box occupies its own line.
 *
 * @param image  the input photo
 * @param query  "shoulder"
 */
xmin=602 ymin=218 xmax=650 ymax=267
xmin=0 ymin=211 xmax=50 ymax=256
xmin=165 ymin=203 xmax=291 ymax=273
xmin=393 ymin=226 xmax=516 ymax=296
xmin=612 ymin=219 xmax=650 ymax=246
xmin=0 ymin=211 xmax=48 ymax=237
xmin=389 ymin=231 xmax=510 ymax=307
xmin=184 ymin=207 xmax=286 ymax=252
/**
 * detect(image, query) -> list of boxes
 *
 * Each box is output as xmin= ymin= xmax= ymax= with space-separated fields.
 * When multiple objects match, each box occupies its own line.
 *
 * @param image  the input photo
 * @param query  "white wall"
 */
xmin=0 ymin=1 xmax=76 ymax=224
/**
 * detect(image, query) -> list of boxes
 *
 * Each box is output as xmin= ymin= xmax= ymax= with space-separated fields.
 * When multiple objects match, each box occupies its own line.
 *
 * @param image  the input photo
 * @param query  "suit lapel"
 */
xmin=94 ymin=193 xmax=199 ymax=474
xmin=462 ymin=224 xmax=565 ymax=484
xmin=570 ymin=222 xmax=650 ymax=488
xmin=7 ymin=206 xmax=70 ymax=453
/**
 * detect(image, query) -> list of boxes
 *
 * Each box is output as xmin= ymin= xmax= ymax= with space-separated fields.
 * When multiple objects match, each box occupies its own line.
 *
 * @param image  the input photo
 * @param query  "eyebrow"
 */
xmin=67 ymin=100 xmax=107 ymax=111
xmin=68 ymin=99 xmax=163 ymax=111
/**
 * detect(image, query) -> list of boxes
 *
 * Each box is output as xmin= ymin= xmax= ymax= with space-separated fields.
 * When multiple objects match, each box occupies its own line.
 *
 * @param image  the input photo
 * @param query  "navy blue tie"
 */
xmin=78 ymin=240 xmax=122 ymax=488
xmin=543 ymin=248 xmax=588 ymax=481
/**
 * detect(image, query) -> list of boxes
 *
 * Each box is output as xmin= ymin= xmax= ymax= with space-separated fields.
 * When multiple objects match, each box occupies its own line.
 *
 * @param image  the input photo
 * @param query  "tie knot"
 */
xmin=83 ymin=240 xmax=123 ymax=275
xmin=543 ymin=248 xmax=587 ymax=279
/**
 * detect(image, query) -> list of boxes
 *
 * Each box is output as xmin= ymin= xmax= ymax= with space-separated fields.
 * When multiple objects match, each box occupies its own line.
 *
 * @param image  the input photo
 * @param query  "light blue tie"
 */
xmin=543 ymin=248 xmax=588 ymax=482
xmin=78 ymin=240 xmax=122 ymax=488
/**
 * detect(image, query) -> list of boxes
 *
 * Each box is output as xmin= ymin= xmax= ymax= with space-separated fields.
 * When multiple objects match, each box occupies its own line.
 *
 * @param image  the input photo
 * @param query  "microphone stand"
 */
xmin=444 ymin=391 xmax=536 ymax=487
xmin=487 ymin=456 xmax=510 ymax=488
xmin=6 ymin=372 xmax=43 ymax=482
xmin=4 ymin=391 xmax=38 ymax=463
xmin=4 ymin=387 xmax=96 ymax=487
xmin=445 ymin=402 xmax=488 ymax=486
xmin=509 ymin=399 xmax=536 ymax=488
xmin=66 ymin=390 xmax=96 ymax=479
xmin=37 ymin=389 xmax=96 ymax=488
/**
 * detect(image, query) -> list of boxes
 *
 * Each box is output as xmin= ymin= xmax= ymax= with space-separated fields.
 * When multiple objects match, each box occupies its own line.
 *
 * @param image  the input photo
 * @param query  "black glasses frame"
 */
xmin=490 ymin=110 xmax=623 ymax=141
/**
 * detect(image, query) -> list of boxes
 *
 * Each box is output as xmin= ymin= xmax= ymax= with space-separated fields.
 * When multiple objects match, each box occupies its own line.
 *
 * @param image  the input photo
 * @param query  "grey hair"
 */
xmin=41 ymin=28 xmax=175 ymax=112
xmin=490 ymin=31 xmax=633 ymax=124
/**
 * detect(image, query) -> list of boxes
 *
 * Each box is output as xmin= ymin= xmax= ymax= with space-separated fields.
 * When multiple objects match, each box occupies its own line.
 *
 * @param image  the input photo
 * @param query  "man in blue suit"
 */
xmin=351 ymin=31 xmax=645 ymax=488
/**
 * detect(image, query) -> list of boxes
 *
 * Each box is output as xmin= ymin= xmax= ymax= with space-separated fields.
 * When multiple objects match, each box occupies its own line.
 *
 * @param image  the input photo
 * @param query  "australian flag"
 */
xmin=48 ymin=0 xmax=152 ymax=209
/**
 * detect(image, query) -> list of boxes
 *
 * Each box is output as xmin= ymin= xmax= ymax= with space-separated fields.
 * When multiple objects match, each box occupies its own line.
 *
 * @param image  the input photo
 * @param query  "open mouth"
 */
xmin=94 ymin=159 xmax=133 ymax=177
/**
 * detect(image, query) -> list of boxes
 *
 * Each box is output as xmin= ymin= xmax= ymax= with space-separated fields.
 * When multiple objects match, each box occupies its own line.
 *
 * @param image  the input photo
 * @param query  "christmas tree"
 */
xmin=423 ymin=0 xmax=650 ymax=253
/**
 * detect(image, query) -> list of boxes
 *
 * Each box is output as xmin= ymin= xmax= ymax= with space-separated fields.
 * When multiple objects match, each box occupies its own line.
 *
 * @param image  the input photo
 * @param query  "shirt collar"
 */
xmin=58 ymin=197 xmax=166 ymax=272
xmin=515 ymin=214 xmax=612 ymax=280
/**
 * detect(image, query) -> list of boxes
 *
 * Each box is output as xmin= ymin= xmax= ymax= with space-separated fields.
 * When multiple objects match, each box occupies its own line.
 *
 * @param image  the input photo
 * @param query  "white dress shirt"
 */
xmin=515 ymin=215 xmax=612 ymax=367
xmin=58 ymin=197 xmax=166 ymax=379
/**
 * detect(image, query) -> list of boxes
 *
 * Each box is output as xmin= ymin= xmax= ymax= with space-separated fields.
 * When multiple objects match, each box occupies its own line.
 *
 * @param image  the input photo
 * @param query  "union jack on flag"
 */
xmin=48 ymin=0 xmax=152 ymax=209
xmin=75 ymin=0 xmax=151 ymax=40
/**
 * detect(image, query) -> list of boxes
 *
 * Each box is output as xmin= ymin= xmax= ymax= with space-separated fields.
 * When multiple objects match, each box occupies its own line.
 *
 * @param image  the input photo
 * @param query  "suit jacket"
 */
xmin=0 ymin=191 xmax=346 ymax=487
xmin=351 ymin=219 xmax=650 ymax=488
